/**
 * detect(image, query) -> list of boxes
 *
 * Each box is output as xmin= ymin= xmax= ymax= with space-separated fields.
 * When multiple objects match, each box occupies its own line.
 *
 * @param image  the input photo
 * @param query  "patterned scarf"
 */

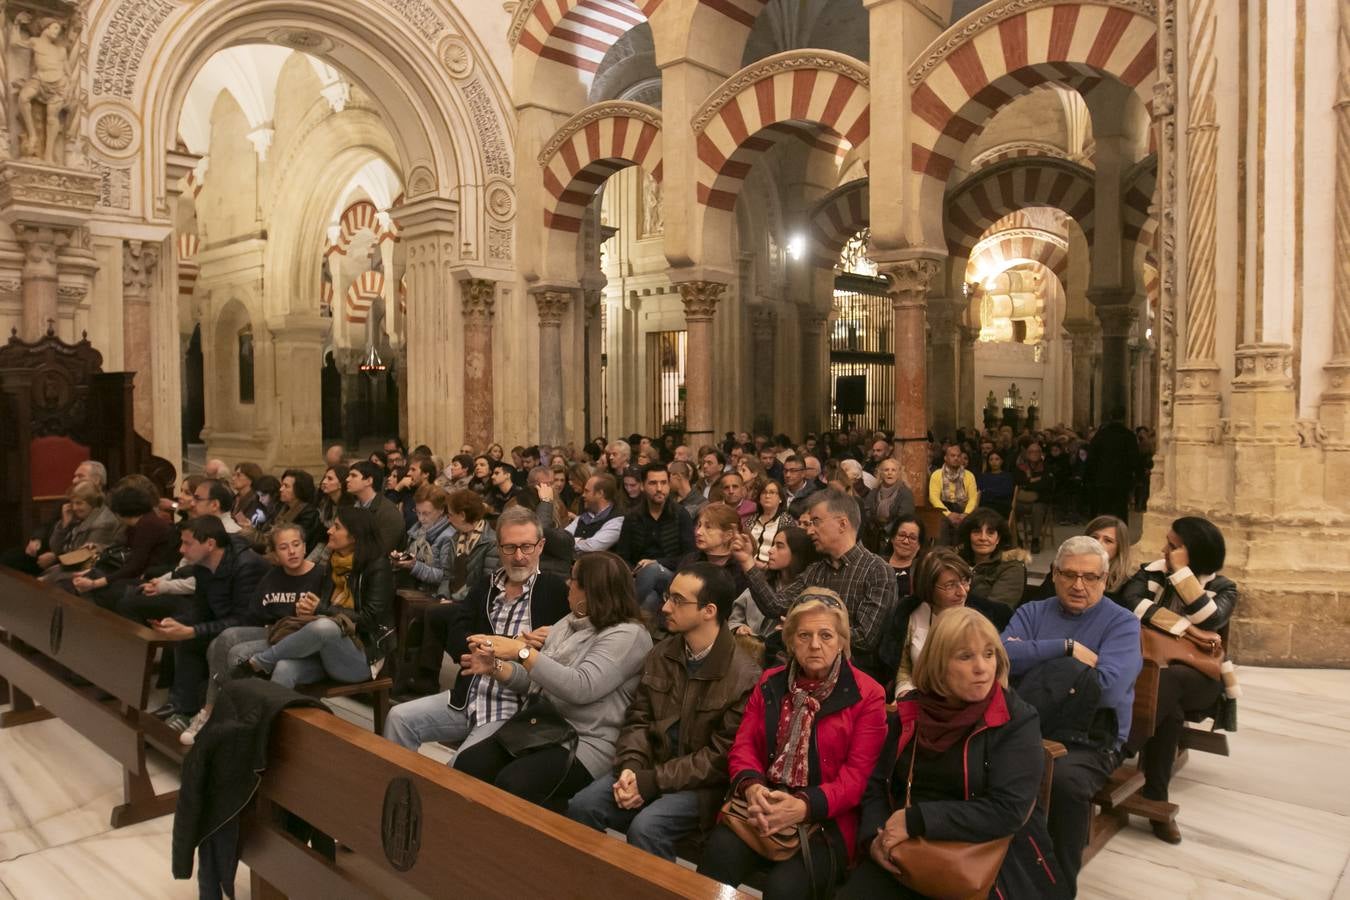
xmin=941 ymin=466 xmax=968 ymax=508
xmin=455 ymin=520 xmax=485 ymax=559
xmin=767 ymin=656 xmax=843 ymax=788
xmin=329 ymin=551 xmax=354 ymax=609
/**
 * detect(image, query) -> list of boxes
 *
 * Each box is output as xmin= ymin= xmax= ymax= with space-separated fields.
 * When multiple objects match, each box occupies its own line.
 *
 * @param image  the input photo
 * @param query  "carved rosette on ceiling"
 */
xmin=691 ymin=51 xmax=870 ymax=134
xmin=537 ymin=101 xmax=663 ymax=166
xmin=675 ymin=281 xmax=726 ymax=323
xmin=438 ymin=34 xmax=474 ymax=80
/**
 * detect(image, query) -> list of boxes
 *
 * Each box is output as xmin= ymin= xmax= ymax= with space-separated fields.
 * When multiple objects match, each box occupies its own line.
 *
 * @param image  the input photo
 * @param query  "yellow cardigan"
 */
xmin=927 ymin=468 xmax=979 ymax=513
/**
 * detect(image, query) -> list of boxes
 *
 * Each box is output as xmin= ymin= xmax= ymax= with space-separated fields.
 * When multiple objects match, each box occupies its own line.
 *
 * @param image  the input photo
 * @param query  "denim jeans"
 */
xmin=566 ymin=774 xmax=702 ymax=861
xmin=250 ymin=617 xmax=370 ymax=687
xmin=634 ymin=563 xmax=675 ymax=617
xmin=204 ymin=625 xmax=270 ymax=707
xmin=382 ymin=691 xmax=505 ymax=753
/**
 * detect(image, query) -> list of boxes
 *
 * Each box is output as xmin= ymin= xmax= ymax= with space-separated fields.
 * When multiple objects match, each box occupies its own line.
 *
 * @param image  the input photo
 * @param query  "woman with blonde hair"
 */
xmin=1084 ymin=515 xmax=1133 ymax=593
xmin=698 ymin=589 xmax=887 ymax=899
xmin=840 ymin=607 xmax=1065 ymax=899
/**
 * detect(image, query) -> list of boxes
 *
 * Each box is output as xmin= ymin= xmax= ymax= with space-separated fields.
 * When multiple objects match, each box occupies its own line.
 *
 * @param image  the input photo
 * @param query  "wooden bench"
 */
xmin=0 ymin=567 xmax=187 ymax=827
xmin=295 ymin=676 xmax=393 ymax=735
xmin=243 ymin=707 xmax=747 ymax=899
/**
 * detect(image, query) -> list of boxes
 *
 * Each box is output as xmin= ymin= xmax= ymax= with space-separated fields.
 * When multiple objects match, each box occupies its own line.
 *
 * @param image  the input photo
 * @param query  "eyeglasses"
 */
xmin=499 ymin=539 xmax=543 ymax=556
xmin=894 ymin=533 xmax=920 ymax=543
xmin=1055 ymin=570 xmax=1105 ymax=586
xmin=935 ymin=578 xmax=971 ymax=593
xmin=661 ymin=592 xmax=701 ymax=607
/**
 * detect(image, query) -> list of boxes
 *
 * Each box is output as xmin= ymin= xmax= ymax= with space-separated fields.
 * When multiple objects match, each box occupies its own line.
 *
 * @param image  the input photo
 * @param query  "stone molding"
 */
xmin=971 ymin=226 xmax=1069 ymax=256
xmin=537 ymin=101 xmax=663 ymax=166
xmin=0 ymin=162 xmax=99 ymax=225
xmin=534 ymin=289 xmax=572 ymax=326
xmin=676 ymin=280 xmax=726 ymax=322
xmin=691 ymin=50 xmax=869 ymax=134
xmin=1231 ymin=342 xmax=1294 ymax=390
xmin=460 ymin=278 xmax=496 ymax=320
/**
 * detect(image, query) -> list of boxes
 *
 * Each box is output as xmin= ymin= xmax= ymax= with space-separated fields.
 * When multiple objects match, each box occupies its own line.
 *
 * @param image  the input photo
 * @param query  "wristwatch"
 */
xmin=518 ymin=646 xmax=532 ymax=662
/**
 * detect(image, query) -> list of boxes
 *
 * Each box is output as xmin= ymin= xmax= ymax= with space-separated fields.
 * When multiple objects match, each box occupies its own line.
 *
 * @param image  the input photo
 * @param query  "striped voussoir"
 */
xmin=513 ymin=0 xmax=655 ymax=75
xmin=345 ymin=270 xmax=384 ymax=324
xmin=967 ymin=226 xmax=1069 ymax=283
xmin=541 ymin=103 xmax=663 ymax=233
xmin=945 ymin=156 xmax=1095 ymax=258
xmin=694 ymin=55 xmax=870 ymax=211
xmin=909 ymin=3 xmax=1157 ymax=186
xmin=1121 ymin=157 xmax=1156 ymax=244
xmin=177 ymin=232 xmax=200 ymax=305
xmin=806 ymin=178 xmax=868 ymax=269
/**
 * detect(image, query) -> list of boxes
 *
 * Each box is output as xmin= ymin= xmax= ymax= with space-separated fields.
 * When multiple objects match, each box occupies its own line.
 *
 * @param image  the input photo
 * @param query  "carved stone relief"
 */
xmin=9 ymin=8 xmax=86 ymax=165
xmin=93 ymin=0 xmax=176 ymax=99
xmin=462 ymin=77 xmax=511 ymax=178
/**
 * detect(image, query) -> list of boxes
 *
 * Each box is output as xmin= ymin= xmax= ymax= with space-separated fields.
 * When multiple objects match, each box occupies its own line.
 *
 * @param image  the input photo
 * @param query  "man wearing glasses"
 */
xmin=383 ymin=507 xmax=569 ymax=753
xmin=1001 ymin=535 xmax=1142 ymax=896
xmin=781 ymin=454 xmax=820 ymax=519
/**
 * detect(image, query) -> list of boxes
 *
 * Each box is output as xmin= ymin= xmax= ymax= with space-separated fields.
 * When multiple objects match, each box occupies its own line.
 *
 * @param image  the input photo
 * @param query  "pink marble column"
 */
xmin=460 ymin=278 xmax=496 ymax=451
xmin=676 ymin=280 xmax=726 ymax=449
xmin=881 ymin=259 xmax=940 ymax=501
xmin=122 ymin=240 xmax=161 ymax=440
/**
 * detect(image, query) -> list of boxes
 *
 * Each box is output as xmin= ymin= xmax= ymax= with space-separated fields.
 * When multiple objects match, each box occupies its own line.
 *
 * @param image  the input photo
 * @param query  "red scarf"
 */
xmin=914 ymin=683 xmax=999 ymax=753
xmin=767 ymin=657 xmax=842 ymax=788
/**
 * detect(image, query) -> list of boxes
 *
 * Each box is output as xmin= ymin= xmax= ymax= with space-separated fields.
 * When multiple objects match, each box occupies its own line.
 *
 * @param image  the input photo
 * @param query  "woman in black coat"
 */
xmin=839 ymin=608 xmax=1066 ymax=900
xmin=245 ymin=505 xmax=395 ymax=686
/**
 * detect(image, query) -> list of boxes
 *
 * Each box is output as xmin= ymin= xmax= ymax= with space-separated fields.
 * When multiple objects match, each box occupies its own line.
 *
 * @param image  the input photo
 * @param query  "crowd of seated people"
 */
xmin=0 ymin=418 xmax=1229 ymax=898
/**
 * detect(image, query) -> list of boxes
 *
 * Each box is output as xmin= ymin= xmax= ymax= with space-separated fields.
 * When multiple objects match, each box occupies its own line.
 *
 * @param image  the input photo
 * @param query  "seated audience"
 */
xmin=1014 ymin=442 xmax=1054 ymax=552
xmin=1118 ymin=516 xmax=1240 ymax=843
xmin=179 ymin=524 xmax=328 ymax=744
xmin=454 ymin=551 xmax=652 ymax=810
xmin=391 ymin=484 xmax=454 ymax=596
xmin=1034 ymin=514 xmax=1134 ymax=602
xmin=730 ymin=526 xmax=816 ymax=644
xmin=485 ymin=460 xmax=522 ymax=515
xmin=859 ymin=458 xmax=916 ymax=554
xmin=744 ymin=479 xmax=794 ymax=566
xmin=879 ymin=549 xmax=1013 ymax=700
xmin=620 ymin=466 xmax=644 ymax=512
xmin=614 ymin=463 xmax=695 ymax=616
xmin=445 ymin=488 xmax=499 ymax=600
xmin=717 ymin=471 xmax=758 ymax=519
xmin=564 ymin=473 xmax=625 ymax=554
xmin=71 ymin=483 xmax=178 ymax=605
xmin=1002 ymin=535 xmax=1142 ymax=895
xmin=567 ymin=562 xmax=761 ymax=859
xmin=975 ymin=449 xmax=1016 ymax=521
xmin=781 ymin=455 xmax=822 ymax=519
xmin=316 ymin=464 xmax=351 ymax=530
xmin=345 ymin=460 xmax=407 ymax=555
xmin=38 ymin=480 xmax=125 ymax=584
xmin=230 ymin=462 xmax=266 ymax=529
xmin=384 ymin=507 xmax=565 ymax=748
xmin=672 ymin=503 xmax=752 ymax=605
xmin=883 ymin=515 xmax=925 ymax=599
xmin=696 ymin=591 xmax=887 ymax=899
xmin=3 ymin=460 xmax=107 ymax=576
xmin=153 ymin=517 xmax=270 ymax=732
xmin=958 ymin=507 xmax=1029 ymax=607
xmin=669 ymin=459 xmax=707 ymax=518
xmin=270 ymin=469 xmax=326 ymax=552
xmin=841 ymin=607 xmax=1065 ymax=899
xmin=730 ymin=490 xmax=898 ymax=685
xmin=928 ymin=443 xmax=979 ymax=544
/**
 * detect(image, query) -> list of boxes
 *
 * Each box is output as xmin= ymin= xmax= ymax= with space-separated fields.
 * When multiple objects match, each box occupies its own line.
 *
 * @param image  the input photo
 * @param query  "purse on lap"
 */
xmin=491 ymin=692 xmax=579 ymax=800
xmin=1140 ymin=625 xmax=1223 ymax=680
xmin=719 ymin=792 xmax=816 ymax=862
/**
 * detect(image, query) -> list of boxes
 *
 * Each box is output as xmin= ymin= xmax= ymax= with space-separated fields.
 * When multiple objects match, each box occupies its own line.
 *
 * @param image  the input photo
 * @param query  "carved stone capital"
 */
xmin=879 ymin=259 xmax=940 ymax=309
xmin=535 ymin=289 xmax=572 ymax=326
xmin=1232 ymin=342 xmax=1294 ymax=391
xmin=122 ymin=240 xmax=162 ymax=298
xmin=460 ymin=278 xmax=496 ymax=321
xmin=13 ymin=224 xmax=72 ymax=276
xmin=676 ymin=281 xmax=726 ymax=323
xmin=1095 ymin=303 xmax=1139 ymax=338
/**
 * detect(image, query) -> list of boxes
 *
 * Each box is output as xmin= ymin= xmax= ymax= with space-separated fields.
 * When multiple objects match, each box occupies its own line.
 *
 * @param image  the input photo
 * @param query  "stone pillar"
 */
xmin=461 ymin=278 xmax=497 ymax=452
xmin=535 ymin=289 xmax=572 ymax=446
xmin=1322 ymin=0 xmax=1350 ymax=448
xmin=1063 ymin=318 xmax=1099 ymax=430
xmin=879 ymin=258 xmax=941 ymax=501
xmin=122 ymin=240 xmax=161 ymax=440
xmin=799 ymin=308 xmax=829 ymax=435
xmin=749 ymin=305 xmax=777 ymax=434
xmin=267 ymin=314 xmax=330 ymax=469
xmin=398 ymin=199 xmax=461 ymax=454
xmin=958 ymin=323 xmax=977 ymax=432
xmin=584 ymin=290 xmax=604 ymax=439
xmin=1228 ymin=344 xmax=1299 ymax=515
xmin=1094 ymin=300 xmax=1137 ymax=421
xmin=926 ymin=298 xmax=961 ymax=441
xmin=14 ymin=225 xmax=69 ymax=339
xmin=676 ymin=280 xmax=725 ymax=448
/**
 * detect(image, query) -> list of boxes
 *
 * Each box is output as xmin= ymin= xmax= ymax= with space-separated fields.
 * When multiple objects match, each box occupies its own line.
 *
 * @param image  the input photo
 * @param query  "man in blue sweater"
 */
xmin=1002 ymin=535 xmax=1142 ymax=896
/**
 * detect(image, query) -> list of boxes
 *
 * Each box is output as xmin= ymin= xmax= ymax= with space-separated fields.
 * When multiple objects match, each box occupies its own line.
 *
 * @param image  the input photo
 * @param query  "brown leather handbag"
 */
xmin=886 ymin=746 xmax=1015 ymax=900
xmin=267 ymin=614 xmax=317 ymax=644
xmin=720 ymin=792 xmax=816 ymax=862
xmin=1140 ymin=625 xmax=1223 ymax=680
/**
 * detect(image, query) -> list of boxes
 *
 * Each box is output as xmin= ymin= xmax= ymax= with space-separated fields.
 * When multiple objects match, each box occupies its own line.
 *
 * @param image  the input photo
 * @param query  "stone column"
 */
xmin=1063 ymin=318 xmax=1099 ymax=430
xmin=583 ymin=290 xmax=604 ymax=439
xmin=14 ymin=225 xmax=69 ymax=339
xmin=749 ymin=305 xmax=777 ymax=434
xmin=676 ymin=281 xmax=725 ymax=448
xmin=398 ymin=198 xmax=461 ymax=455
xmin=958 ymin=323 xmax=977 ymax=432
xmin=267 ymin=314 xmax=330 ymax=469
xmin=799 ymin=308 xmax=829 ymax=435
xmin=461 ymin=278 xmax=497 ymax=452
xmin=1228 ymin=344 xmax=1299 ymax=515
xmin=535 ymin=289 xmax=572 ymax=446
xmin=879 ymin=258 xmax=941 ymax=501
xmin=926 ymin=298 xmax=961 ymax=441
xmin=1093 ymin=299 xmax=1137 ymax=421
xmin=1322 ymin=0 xmax=1350 ymax=447
xmin=122 ymin=240 xmax=161 ymax=440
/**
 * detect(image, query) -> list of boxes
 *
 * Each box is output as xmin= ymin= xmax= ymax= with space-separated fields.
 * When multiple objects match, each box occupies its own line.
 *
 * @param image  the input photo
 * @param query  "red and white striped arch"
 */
xmin=540 ymin=101 xmax=663 ymax=233
xmin=694 ymin=53 xmax=870 ymax=211
xmin=967 ymin=228 xmax=1070 ymax=284
xmin=1122 ymin=155 xmax=1156 ymax=245
xmin=345 ymin=270 xmax=384 ymax=325
xmin=334 ymin=200 xmax=393 ymax=254
xmin=910 ymin=2 xmax=1156 ymax=234
xmin=945 ymin=157 xmax=1095 ymax=258
xmin=512 ymin=0 xmax=656 ymax=75
xmin=177 ymin=232 xmax=200 ymax=305
xmin=806 ymin=179 xmax=869 ymax=269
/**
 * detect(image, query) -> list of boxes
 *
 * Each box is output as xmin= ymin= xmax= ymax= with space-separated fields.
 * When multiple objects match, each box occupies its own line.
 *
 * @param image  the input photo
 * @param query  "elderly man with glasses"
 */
xmin=383 ymin=507 xmax=570 ymax=754
xmin=1001 ymin=534 xmax=1142 ymax=896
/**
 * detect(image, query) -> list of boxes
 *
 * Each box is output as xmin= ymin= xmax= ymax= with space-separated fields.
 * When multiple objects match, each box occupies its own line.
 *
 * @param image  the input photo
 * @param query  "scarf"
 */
xmin=329 ymin=551 xmax=354 ymax=609
xmin=941 ymin=466 xmax=968 ymax=508
xmin=874 ymin=483 xmax=903 ymax=522
xmin=914 ymin=682 xmax=999 ymax=753
xmin=767 ymin=656 xmax=843 ymax=788
xmin=455 ymin=520 xmax=485 ymax=559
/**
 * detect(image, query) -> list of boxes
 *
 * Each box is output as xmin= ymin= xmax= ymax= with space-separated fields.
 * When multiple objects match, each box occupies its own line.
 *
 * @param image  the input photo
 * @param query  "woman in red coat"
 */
xmin=697 ymin=588 xmax=888 ymax=899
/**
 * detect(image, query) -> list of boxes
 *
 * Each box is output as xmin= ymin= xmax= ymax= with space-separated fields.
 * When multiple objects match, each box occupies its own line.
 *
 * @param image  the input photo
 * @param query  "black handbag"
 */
xmin=492 ymin=692 xmax=579 ymax=799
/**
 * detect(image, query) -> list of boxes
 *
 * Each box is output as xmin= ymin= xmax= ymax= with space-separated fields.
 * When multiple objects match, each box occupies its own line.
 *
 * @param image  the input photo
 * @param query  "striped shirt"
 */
xmin=465 ymin=569 xmax=537 ymax=728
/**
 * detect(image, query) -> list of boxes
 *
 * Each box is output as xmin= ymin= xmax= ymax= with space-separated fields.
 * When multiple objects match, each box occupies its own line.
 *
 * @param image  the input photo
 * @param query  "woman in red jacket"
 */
xmin=697 ymin=588 xmax=887 ymax=899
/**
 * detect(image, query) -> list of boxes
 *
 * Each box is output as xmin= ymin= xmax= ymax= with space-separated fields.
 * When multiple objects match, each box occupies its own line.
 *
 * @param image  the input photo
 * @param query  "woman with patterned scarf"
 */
xmin=698 ymin=589 xmax=888 ymax=899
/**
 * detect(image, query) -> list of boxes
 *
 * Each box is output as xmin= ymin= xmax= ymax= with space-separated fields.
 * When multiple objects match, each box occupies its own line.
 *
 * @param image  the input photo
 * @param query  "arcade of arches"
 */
xmin=0 ymin=0 xmax=1346 ymax=665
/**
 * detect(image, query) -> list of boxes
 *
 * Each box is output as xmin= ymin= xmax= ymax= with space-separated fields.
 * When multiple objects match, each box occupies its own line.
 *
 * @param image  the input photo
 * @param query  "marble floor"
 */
xmin=0 ymin=666 xmax=1346 ymax=899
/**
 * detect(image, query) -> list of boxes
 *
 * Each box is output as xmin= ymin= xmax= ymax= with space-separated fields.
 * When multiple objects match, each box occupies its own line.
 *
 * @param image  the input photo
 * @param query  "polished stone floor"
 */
xmin=0 ymin=666 xmax=1346 ymax=898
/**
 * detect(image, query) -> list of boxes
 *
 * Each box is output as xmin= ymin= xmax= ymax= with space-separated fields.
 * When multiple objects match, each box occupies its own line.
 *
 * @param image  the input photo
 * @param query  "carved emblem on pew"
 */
xmin=381 ymin=776 xmax=422 ymax=871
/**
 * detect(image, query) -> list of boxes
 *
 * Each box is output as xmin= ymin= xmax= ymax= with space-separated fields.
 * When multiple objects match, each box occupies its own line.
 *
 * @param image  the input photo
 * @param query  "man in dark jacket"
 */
xmin=1085 ymin=406 xmax=1138 ymax=521
xmin=346 ymin=460 xmax=407 ymax=555
xmin=154 ymin=516 xmax=269 ymax=729
xmin=566 ymin=562 xmax=760 ymax=859
xmin=782 ymin=454 xmax=822 ymax=519
xmin=614 ymin=463 xmax=694 ymax=616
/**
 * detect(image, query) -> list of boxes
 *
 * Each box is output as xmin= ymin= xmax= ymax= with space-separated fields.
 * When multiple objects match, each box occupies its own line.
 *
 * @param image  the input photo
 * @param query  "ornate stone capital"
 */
xmin=460 ymin=278 xmax=496 ymax=321
xmin=879 ymin=259 xmax=940 ymax=309
xmin=534 ymin=289 xmax=572 ymax=326
xmin=122 ymin=240 xmax=161 ymax=298
xmin=13 ymin=224 xmax=71 ymax=276
xmin=676 ymin=281 xmax=726 ymax=323
xmin=1095 ymin=303 xmax=1139 ymax=338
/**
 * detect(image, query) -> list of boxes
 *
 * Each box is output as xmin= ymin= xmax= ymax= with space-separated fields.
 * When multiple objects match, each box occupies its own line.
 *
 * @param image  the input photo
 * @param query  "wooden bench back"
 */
xmin=0 ymin=568 xmax=163 ymax=708
xmin=246 ymin=708 xmax=745 ymax=900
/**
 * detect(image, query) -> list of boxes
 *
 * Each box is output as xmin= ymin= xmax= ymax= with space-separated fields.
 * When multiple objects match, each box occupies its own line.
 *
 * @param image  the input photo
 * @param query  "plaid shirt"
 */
xmin=464 ymin=568 xmax=537 ymax=728
xmin=744 ymin=542 xmax=897 ymax=656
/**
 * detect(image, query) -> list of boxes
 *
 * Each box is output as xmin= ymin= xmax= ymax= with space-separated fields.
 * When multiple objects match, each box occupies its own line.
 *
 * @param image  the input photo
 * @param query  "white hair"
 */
xmin=1054 ymin=535 xmax=1109 ymax=572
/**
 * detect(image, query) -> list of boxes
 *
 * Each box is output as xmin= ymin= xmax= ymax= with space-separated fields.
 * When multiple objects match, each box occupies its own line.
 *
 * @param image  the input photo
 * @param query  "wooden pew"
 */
xmin=0 ymin=567 xmax=186 ymax=827
xmin=243 ymin=707 xmax=746 ymax=899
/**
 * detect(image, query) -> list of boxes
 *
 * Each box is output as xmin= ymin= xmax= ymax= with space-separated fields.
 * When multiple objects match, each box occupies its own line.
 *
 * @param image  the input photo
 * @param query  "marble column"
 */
xmin=535 ymin=289 xmax=572 ymax=447
xmin=958 ymin=323 xmax=977 ymax=432
xmin=676 ymin=280 xmax=725 ymax=449
xmin=584 ymin=290 xmax=604 ymax=440
xmin=1092 ymin=297 xmax=1137 ymax=421
xmin=926 ymin=298 xmax=961 ymax=441
xmin=121 ymin=240 xmax=161 ymax=440
xmin=799 ymin=308 xmax=829 ymax=435
xmin=749 ymin=304 xmax=777 ymax=434
xmin=461 ymin=278 xmax=497 ymax=452
xmin=14 ymin=225 xmax=69 ymax=340
xmin=880 ymin=258 xmax=941 ymax=501
xmin=1063 ymin=318 xmax=1099 ymax=430
xmin=267 ymin=314 xmax=330 ymax=469
xmin=1322 ymin=0 xmax=1350 ymax=446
